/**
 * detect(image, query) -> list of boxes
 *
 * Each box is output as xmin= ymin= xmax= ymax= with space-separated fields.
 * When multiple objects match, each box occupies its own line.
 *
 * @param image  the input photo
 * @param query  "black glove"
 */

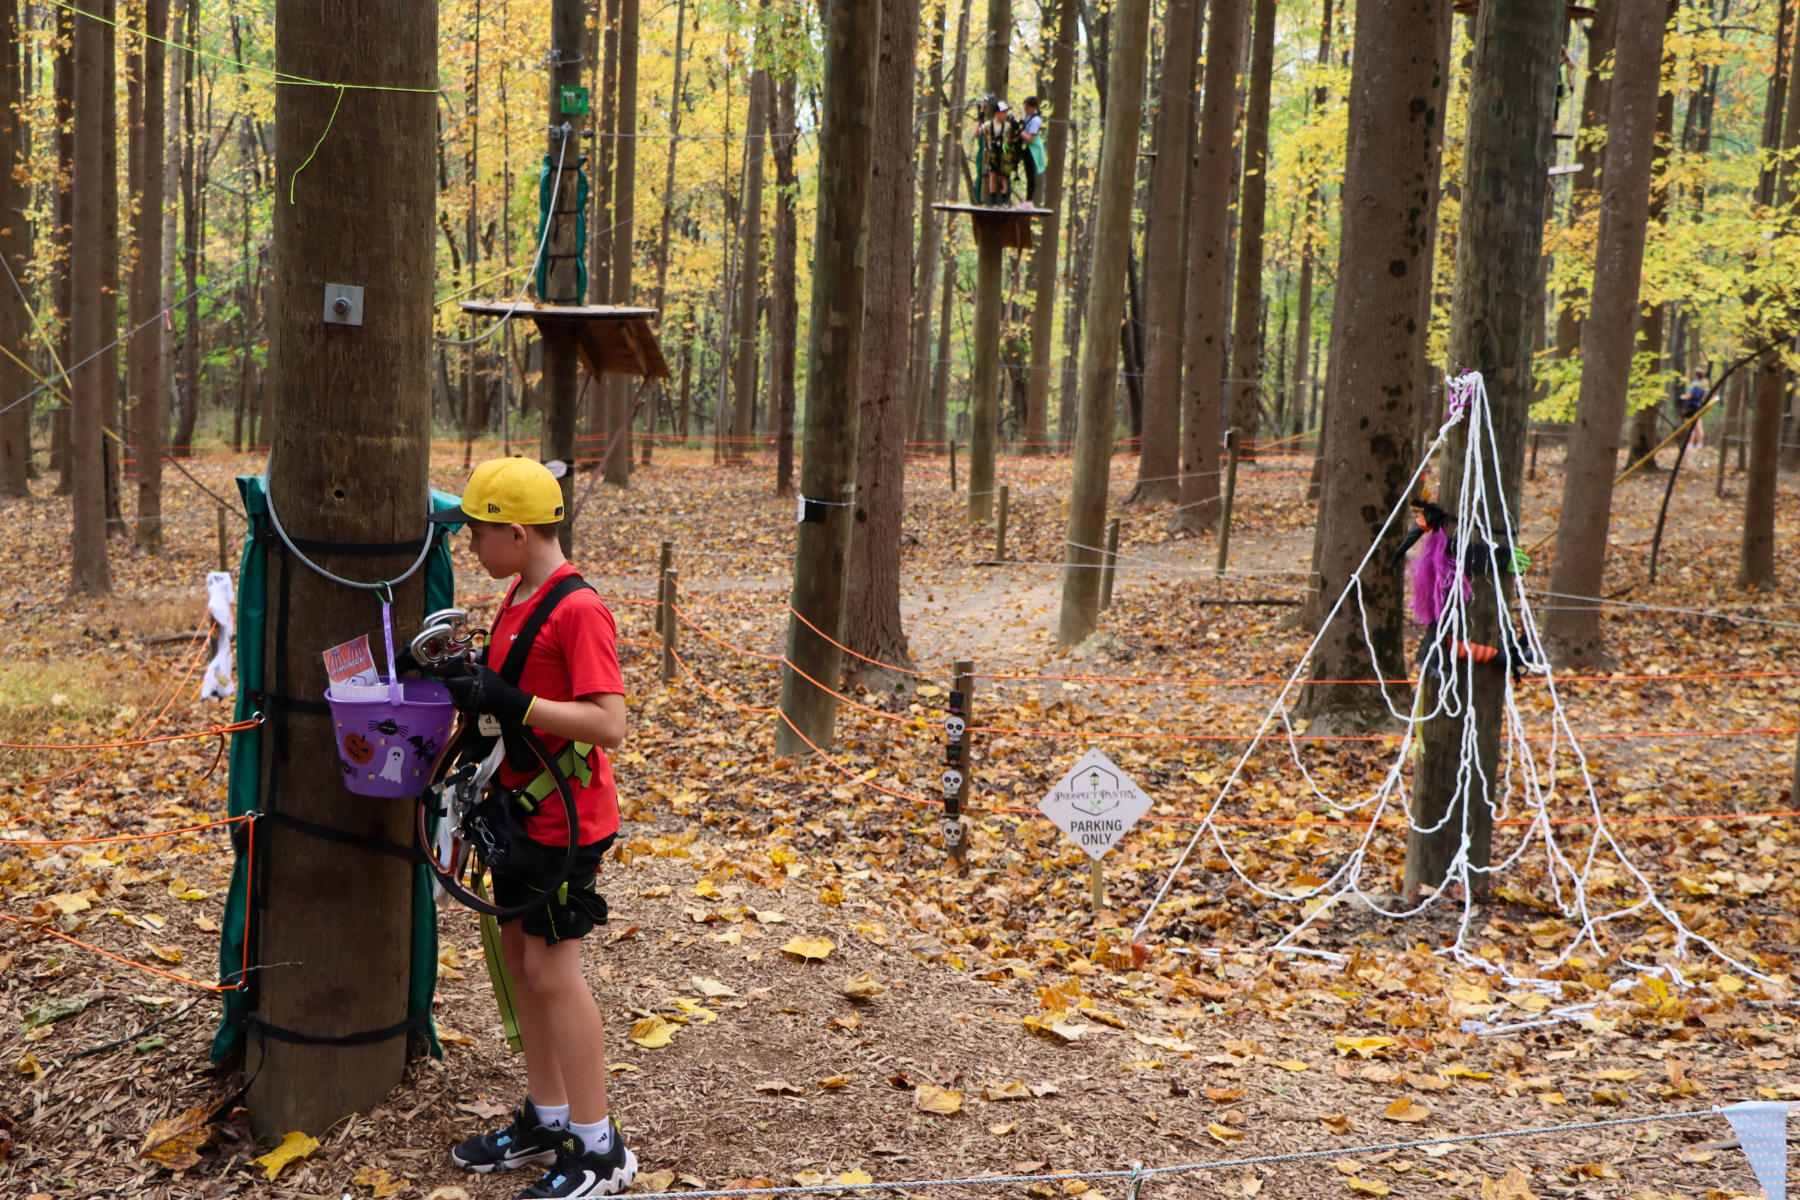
xmin=394 ymin=645 xmax=422 ymax=676
xmin=442 ymin=665 xmax=535 ymax=726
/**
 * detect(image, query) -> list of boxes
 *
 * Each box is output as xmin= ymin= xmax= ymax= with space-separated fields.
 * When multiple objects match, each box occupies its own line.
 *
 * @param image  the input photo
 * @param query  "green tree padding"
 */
xmin=211 ymin=478 xmax=463 ymax=1063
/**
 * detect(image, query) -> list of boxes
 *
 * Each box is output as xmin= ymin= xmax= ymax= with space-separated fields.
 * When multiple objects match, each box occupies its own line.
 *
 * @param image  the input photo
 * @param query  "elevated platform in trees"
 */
xmin=932 ymin=203 xmax=1052 ymax=251
xmin=458 ymin=302 xmax=672 ymax=379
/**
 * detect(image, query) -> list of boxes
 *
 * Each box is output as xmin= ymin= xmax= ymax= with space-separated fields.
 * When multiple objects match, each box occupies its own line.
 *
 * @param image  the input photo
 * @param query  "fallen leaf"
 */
xmin=838 ymin=1170 xmax=873 ymax=1186
xmin=818 ymin=1075 xmax=852 ymax=1090
xmin=1440 ymin=1065 xmax=1492 ymax=1080
xmin=1345 ymin=1178 xmax=1391 ymax=1197
xmin=755 ymin=910 xmax=788 ymax=924
xmin=1335 ymin=1035 xmax=1397 ymax=1059
xmin=1275 ymin=1060 xmax=1311 ymax=1073
xmin=250 ymin=1130 xmax=318 ymax=1181
xmin=990 ymin=1122 xmax=1021 ymax=1136
xmin=138 ymin=1103 xmax=211 ymax=1170
xmin=636 ymin=1170 xmax=678 ymax=1193
xmin=15 ymin=1052 xmax=44 ymax=1080
xmin=1207 ymin=1122 xmax=1245 ymax=1143
xmin=982 ymin=1081 xmax=1033 ymax=1101
xmin=793 ymin=1172 xmax=829 ymax=1188
xmin=1477 ymin=1166 xmax=1538 ymax=1200
xmin=840 ymin=971 xmax=885 ymax=999
xmin=1402 ymin=1071 xmax=1453 ymax=1093
xmin=781 ymin=935 xmax=835 ymax=961
xmin=33 ymin=892 xmax=92 ymax=916
xmin=755 ymin=1080 xmax=804 ymax=1095
xmin=915 ymin=1083 xmax=964 ymax=1114
xmin=1381 ymin=1096 xmax=1432 ymax=1124
xmin=629 ymin=1016 xmax=678 ymax=1049
xmin=22 ymin=995 xmax=91 ymax=1030
xmin=424 ymin=1190 xmax=473 ymax=1200
xmin=1565 ymin=1163 xmax=1620 ymax=1180
xmin=1205 ymin=1086 xmax=1245 ymax=1102
xmin=1024 ymin=1010 xmax=1092 ymax=1043
xmin=437 ymin=1025 xmax=474 ymax=1047
xmin=1241 ymin=1174 xmax=1263 ymax=1196
xmin=352 ymin=1165 xmax=407 ymax=1197
xmin=456 ymin=1098 xmax=512 ymax=1119
xmin=692 ymin=976 xmax=737 ymax=998
xmin=1319 ymin=1113 xmax=1351 ymax=1134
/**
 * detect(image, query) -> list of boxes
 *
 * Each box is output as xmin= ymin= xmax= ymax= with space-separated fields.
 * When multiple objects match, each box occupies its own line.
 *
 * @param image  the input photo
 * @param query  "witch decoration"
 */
xmin=1392 ymin=496 xmax=1535 ymax=682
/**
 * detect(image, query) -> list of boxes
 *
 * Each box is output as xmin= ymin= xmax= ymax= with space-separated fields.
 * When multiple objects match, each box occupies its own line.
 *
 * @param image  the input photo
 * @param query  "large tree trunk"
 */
xmin=1406 ymin=0 xmax=1561 ymax=899
xmin=52 ymin=9 xmax=73 ymax=493
xmin=1542 ymin=1 xmax=1668 ymax=665
xmin=1170 ymin=0 xmax=1248 ymax=533
xmin=605 ymin=0 xmax=640 ymax=484
xmin=919 ymin=0 xmax=973 ymax=450
xmin=129 ymin=0 xmax=170 ymax=546
xmin=1056 ymin=0 xmax=1153 ymax=645
xmin=1057 ymin=136 xmax=1088 ymax=445
xmin=731 ymin=66 xmax=768 ymax=467
xmin=249 ymin=0 xmax=436 ymax=1135
xmin=1550 ymin=2 xmax=1619 ymax=375
xmin=541 ymin=0 xmax=589 ymax=556
xmin=844 ymin=0 xmax=921 ymax=686
xmin=162 ymin=0 xmax=184 ymax=463
xmin=173 ymin=0 xmax=200 ymax=459
xmin=1022 ymin=0 xmax=1078 ymax=458
xmin=0 ymin=0 xmax=32 ymax=498
xmin=1296 ymin=0 xmax=1454 ymax=731
xmin=965 ymin=0 xmax=1011 ymax=524
xmin=1290 ymin=0 xmax=1333 ymax=461
xmin=774 ymin=0 xmax=880 ymax=753
xmin=1226 ymin=0 xmax=1275 ymax=459
xmin=905 ymin=2 xmax=946 ymax=449
xmin=68 ymin=0 xmax=111 ymax=592
xmin=1127 ymin=0 xmax=1197 ymax=503
xmin=99 ymin=0 xmax=121 ymax=527
xmin=650 ymin=0 xmax=689 ymax=462
xmin=772 ymin=73 xmax=798 ymax=498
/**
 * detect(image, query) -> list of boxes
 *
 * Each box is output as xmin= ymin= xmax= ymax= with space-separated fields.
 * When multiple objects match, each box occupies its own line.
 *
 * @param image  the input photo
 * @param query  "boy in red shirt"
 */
xmin=427 ymin=457 xmax=636 ymax=1199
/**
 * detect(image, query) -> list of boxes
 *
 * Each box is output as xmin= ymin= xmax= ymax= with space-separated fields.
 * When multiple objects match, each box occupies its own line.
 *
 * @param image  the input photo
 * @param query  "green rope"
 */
xmin=289 ymin=85 xmax=346 ymax=206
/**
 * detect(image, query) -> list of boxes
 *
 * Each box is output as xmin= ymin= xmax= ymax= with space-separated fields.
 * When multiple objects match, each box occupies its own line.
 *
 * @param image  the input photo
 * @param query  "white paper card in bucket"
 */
xmin=1038 ymin=749 xmax=1152 ymax=861
xmin=323 ymin=634 xmax=379 ymax=690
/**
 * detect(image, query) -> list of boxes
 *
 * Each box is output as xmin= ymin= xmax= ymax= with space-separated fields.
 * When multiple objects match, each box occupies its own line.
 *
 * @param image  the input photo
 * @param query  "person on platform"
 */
xmin=975 ymin=96 xmax=1018 ymax=205
xmin=1016 ymin=95 xmax=1047 ymax=207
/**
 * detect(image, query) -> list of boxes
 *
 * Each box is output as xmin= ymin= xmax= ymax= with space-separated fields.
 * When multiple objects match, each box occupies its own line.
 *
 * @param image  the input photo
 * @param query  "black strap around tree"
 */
xmin=240 ymin=1007 xmax=431 ymax=1048
xmin=261 ymin=810 xmax=428 ymax=865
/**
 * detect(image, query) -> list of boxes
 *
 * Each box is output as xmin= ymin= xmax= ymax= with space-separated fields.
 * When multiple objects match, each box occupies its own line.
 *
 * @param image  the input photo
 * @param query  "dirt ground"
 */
xmin=2 ymin=440 xmax=1798 ymax=1200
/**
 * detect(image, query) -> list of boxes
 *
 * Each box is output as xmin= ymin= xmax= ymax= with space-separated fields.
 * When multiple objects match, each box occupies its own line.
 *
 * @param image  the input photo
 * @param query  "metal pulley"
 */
xmin=411 ymin=607 xmax=476 ymax=669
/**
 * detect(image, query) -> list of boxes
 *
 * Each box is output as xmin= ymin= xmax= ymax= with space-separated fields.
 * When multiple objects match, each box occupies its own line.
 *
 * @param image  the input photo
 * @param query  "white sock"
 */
xmin=570 ymin=1117 xmax=613 ymax=1153
xmin=534 ymin=1101 xmax=570 ymax=1130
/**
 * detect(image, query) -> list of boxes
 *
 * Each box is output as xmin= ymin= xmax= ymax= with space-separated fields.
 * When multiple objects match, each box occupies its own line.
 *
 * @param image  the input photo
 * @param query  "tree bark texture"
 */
xmin=1542 ymin=0 xmax=1667 ymax=665
xmin=69 ymin=0 xmax=111 ymax=592
xmin=99 ymin=0 xmax=121 ymax=526
xmin=1057 ymin=0 xmax=1153 ymax=645
xmin=541 ymin=0 xmax=588 ymax=555
xmin=731 ymin=67 xmax=769 ymax=465
xmin=1022 ymin=0 xmax=1078 ymax=457
xmin=965 ymin=0 xmax=1011 ymax=525
xmin=1551 ymin=1 xmax=1618 ymax=369
xmin=605 ymin=0 xmax=640 ymax=484
xmin=52 ymin=12 xmax=73 ymax=491
xmin=1407 ymin=0 xmax=1561 ymax=899
xmin=130 ymin=0 xmax=171 ymax=546
xmin=775 ymin=0 xmax=880 ymax=754
xmin=1225 ymin=0 xmax=1274 ymax=457
xmin=772 ymin=74 xmax=799 ymax=498
xmin=906 ymin=1 xmax=947 ymax=448
xmin=1171 ymin=0 xmax=1247 ymax=533
xmin=0 ymin=0 xmax=32 ymax=498
xmin=1129 ymin=0 xmax=1198 ymax=503
xmin=175 ymin=0 xmax=200 ymax=459
xmin=844 ymin=0 xmax=921 ymax=686
xmin=1298 ymin=0 xmax=1453 ymax=729
xmin=248 ymin=0 xmax=436 ymax=1135
xmin=919 ymin=0 xmax=973 ymax=449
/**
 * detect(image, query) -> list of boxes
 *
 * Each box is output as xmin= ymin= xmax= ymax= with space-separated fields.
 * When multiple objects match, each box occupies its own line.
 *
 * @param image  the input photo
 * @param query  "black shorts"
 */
xmin=492 ymin=835 xmax=614 ymax=944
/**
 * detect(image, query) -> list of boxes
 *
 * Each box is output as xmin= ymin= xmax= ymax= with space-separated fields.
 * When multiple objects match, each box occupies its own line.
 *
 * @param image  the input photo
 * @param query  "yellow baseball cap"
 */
xmin=429 ymin=456 xmax=566 ymax=525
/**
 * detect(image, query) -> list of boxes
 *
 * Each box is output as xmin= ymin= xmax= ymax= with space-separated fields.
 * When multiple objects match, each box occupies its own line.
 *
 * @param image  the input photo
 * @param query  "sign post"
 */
xmin=1038 ymin=749 xmax=1152 ymax=912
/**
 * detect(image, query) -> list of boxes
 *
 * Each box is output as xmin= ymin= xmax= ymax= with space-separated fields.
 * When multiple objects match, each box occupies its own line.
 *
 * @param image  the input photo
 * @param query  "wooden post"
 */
xmin=1214 ymin=428 xmax=1241 ymax=574
xmin=654 ymin=539 xmax=673 ymax=632
xmin=217 ymin=504 xmax=228 ymax=572
xmin=947 ymin=658 xmax=974 ymax=869
xmin=1098 ymin=515 xmax=1121 ymax=609
xmin=993 ymin=484 xmax=1009 ymax=561
xmin=949 ymin=439 xmax=958 ymax=492
xmin=661 ymin=567 xmax=678 ymax=683
xmin=1090 ymin=857 xmax=1105 ymax=910
xmin=1528 ymin=429 xmax=1539 ymax=480
xmin=252 ymin=0 xmax=435 ymax=1135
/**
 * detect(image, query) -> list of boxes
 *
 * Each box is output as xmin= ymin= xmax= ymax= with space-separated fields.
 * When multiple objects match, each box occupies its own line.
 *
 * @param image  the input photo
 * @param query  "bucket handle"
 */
xmin=378 ymin=584 xmax=403 ymax=706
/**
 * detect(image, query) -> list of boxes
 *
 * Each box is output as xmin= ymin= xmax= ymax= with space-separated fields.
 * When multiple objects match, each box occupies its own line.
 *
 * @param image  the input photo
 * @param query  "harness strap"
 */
xmin=495 ymin=573 xmax=596 ymax=773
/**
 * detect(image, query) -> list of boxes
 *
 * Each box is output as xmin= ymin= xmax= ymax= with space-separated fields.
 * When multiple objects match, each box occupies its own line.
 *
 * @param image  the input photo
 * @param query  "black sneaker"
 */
xmin=520 ymin=1120 xmax=638 ymax=1198
xmin=450 ymin=1099 xmax=563 ymax=1174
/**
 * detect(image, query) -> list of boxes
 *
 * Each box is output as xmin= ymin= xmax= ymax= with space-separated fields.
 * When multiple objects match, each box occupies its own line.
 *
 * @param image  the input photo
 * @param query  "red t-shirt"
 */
xmin=488 ymin=563 xmax=625 ymax=847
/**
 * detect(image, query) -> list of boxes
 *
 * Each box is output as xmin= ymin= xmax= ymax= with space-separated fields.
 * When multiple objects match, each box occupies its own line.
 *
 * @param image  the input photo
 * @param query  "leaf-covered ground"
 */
xmin=1 ymin=440 xmax=1797 ymax=1200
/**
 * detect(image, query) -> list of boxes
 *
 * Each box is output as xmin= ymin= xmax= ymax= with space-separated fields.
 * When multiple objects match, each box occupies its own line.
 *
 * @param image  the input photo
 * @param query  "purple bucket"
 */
xmin=326 ymin=677 xmax=457 ymax=798
xmin=324 ymin=600 xmax=457 ymax=798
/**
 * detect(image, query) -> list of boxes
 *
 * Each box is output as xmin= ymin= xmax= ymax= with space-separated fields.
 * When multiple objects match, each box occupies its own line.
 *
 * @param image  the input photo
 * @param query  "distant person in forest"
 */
xmin=975 ymin=97 xmax=1018 ymax=205
xmin=1017 ymin=96 xmax=1047 ymax=207
xmin=1680 ymin=367 xmax=1708 ymax=450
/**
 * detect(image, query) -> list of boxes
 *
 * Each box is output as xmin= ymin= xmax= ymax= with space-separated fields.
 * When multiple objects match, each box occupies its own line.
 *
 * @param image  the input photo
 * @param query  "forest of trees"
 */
xmin=0 ymin=0 xmax=1795 ymax=652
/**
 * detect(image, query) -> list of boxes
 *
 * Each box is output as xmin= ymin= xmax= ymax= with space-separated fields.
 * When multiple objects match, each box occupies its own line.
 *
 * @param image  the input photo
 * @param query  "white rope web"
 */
xmin=1133 ymin=370 xmax=1777 ymax=993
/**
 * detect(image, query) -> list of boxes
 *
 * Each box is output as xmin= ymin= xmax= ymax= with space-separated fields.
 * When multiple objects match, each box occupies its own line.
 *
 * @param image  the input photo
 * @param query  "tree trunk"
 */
xmin=52 ymin=9 xmax=73 ymax=492
xmin=1128 ymin=0 xmax=1196 ymax=502
xmin=772 ymin=73 xmax=798 ymax=497
xmin=775 ymin=0 xmax=880 ymax=753
xmin=250 ymin=0 xmax=435 ymax=1135
xmin=99 ymin=0 xmax=121 ymax=527
xmin=1296 ymin=0 xmax=1453 ymax=731
xmin=1550 ymin=1 xmax=1619 ymax=375
xmin=605 ymin=0 xmax=640 ymax=484
xmin=650 ymin=0 xmax=689 ymax=463
xmin=919 ymin=0 xmax=973 ymax=450
xmin=1290 ymin=0 xmax=1333 ymax=455
xmin=731 ymin=66 xmax=769 ymax=466
xmin=1407 ymin=0 xmax=1561 ymax=900
xmin=965 ymin=0 xmax=1011 ymax=524
xmin=1170 ymin=0 xmax=1247 ymax=532
xmin=1057 ymin=132 xmax=1088 ymax=444
xmin=1542 ymin=0 xmax=1668 ymax=666
xmin=541 ymin=0 xmax=589 ymax=556
xmin=462 ymin=0 xmax=484 ymax=445
xmin=161 ymin=0 xmax=184 ymax=462
xmin=69 ymin=0 xmax=110 ymax=591
xmin=173 ymin=0 xmax=200 ymax=459
xmin=1226 ymin=0 xmax=1275 ymax=459
xmin=581 ymin=0 xmax=617 ymax=453
xmin=906 ymin=1 xmax=946 ymax=449
xmin=1022 ymin=0 xmax=1078 ymax=458
xmin=844 ymin=0 xmax=921 ymax=686
xmin=1056 ymin=0 xmax=1153 ymax=645
xmin=0 ymin=0 xmax=32 ymax=498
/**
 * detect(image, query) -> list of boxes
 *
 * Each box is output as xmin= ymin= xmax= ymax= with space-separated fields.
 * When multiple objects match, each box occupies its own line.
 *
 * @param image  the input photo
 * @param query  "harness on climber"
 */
xmin=1393 ymin=496 xmax=1533 ymax=681
xmin=409 ymin=578 xmax=597 ymax=920
xmin=973 ymin=96 xmax=1021 ymax=206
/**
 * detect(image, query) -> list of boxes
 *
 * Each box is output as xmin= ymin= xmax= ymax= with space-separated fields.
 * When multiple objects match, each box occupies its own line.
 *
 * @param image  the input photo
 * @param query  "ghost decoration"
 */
xmin=378 ymin=745 xmax=406 ymax=783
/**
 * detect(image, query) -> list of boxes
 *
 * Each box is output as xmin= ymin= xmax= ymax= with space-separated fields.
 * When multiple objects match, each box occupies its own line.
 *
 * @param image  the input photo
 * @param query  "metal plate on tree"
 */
xmin=1038 ymin=749 xmax=1152 ymax=861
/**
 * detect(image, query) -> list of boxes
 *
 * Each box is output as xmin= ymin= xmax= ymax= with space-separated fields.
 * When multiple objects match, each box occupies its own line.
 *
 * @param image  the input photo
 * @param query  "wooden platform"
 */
xmin=933 ymin=203 xmax=1053 ymax=251
xmin=459 ymin=301 xmax=671 ymax=379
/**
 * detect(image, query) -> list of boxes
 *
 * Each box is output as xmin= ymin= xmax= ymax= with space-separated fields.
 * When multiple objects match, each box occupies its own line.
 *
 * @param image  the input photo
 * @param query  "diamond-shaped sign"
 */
xmin=1038 ymin=749 xmax=1152 ymax=861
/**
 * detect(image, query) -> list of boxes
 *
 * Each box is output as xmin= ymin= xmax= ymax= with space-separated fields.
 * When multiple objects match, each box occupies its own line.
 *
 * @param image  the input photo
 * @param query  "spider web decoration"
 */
xmin=1133 ymin=370 xmax=1776 ymax=993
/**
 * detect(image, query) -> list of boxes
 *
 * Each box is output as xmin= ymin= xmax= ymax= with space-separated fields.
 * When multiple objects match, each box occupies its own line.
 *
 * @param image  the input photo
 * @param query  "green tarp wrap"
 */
xmin=210 ymin=478 xmax=465 ymax=1063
